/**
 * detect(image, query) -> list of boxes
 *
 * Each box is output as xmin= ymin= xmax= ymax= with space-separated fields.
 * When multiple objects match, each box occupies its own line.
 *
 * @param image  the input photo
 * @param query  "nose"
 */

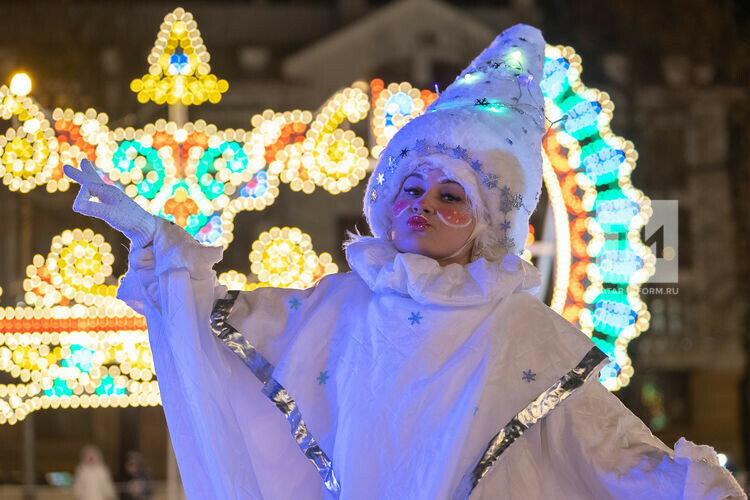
xmin=411 ymin=198 xmax=432 ymax=214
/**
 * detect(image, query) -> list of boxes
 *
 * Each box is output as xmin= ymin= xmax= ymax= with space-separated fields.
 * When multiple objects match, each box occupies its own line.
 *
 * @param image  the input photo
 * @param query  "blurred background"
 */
xmin=0 ymin=0 xmax=748 ymax=498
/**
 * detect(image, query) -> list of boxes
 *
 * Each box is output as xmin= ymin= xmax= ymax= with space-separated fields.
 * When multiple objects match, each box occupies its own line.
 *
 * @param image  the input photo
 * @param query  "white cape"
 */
xmin=118 ymin=220 xmax=746 ymax=499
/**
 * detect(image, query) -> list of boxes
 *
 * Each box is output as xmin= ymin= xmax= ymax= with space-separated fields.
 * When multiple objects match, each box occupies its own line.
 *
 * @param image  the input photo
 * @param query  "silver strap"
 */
xmin=210 ymin=290 xmax=341 ymax=497
xmin=453 ymin=346 xmax=608 ymax=499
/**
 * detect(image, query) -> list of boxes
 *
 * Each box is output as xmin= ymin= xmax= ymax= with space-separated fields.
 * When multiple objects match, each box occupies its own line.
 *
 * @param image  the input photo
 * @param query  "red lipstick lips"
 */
xmin=407 ymin=215 xmax=429 ymax=231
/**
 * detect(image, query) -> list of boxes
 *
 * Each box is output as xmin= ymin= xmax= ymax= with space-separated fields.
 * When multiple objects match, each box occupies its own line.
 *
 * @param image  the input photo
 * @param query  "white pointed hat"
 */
xmin=364 ymin=24 xmax=546 ymax=261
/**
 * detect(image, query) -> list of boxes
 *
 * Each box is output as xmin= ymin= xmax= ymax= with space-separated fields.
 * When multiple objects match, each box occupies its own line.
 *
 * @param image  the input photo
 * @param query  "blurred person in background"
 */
xmin=72 ymin=445 xmax=116 ymax=500
xmin=123 ymin=451 xmax=153 ymax=500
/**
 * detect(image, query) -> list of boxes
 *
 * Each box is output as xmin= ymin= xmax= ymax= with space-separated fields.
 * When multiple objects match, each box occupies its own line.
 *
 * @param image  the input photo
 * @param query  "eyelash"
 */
xmin=404 ymin=187 xmax=462 ymax=202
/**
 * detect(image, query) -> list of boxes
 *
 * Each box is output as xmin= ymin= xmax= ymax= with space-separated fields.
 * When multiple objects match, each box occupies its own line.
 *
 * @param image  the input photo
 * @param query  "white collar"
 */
xmin=345 ymin=237 xmax=541 ymax=306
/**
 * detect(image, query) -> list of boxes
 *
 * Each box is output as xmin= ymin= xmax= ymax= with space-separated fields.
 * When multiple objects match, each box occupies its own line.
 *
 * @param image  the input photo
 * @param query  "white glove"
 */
xmin=64 ymin=159 xmax=157 ymax=248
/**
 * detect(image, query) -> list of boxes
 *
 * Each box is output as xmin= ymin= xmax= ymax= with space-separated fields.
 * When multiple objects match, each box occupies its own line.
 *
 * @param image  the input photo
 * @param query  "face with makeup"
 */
xmin=390 ymin=164 xmax=477 ymax=266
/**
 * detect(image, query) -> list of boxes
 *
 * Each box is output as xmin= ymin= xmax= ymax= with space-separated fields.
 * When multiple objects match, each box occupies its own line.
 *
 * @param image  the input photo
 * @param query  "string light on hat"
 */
xmin=365 ymin=38 xmax=650 ymax=390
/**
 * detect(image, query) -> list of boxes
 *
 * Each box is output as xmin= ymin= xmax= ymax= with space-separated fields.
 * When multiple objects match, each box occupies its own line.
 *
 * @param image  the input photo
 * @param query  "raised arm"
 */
xmin=64 ymin=160 xmax=327 ymax=498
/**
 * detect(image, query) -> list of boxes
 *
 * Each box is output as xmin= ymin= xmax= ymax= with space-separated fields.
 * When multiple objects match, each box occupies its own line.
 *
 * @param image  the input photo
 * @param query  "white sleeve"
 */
xmin=538 ymin=379 xmax=747 ymax=499
xmin=116 ymin=219 xmax=326 ymax=499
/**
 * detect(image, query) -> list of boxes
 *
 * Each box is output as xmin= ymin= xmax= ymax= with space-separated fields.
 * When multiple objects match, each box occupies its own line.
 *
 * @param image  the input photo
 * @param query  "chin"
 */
xmin=393 ymin=236 xmax=452 ymax=261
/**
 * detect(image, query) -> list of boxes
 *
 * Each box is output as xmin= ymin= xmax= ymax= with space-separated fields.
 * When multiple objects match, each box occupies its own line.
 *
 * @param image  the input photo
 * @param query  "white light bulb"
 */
xmin=10 ymin=73 xmax=32 ymax=96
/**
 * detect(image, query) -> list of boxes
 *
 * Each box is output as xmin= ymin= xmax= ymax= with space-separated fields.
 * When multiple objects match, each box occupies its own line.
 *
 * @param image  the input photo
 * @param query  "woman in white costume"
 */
xmin=64 ymin=24 xmax=745 ymax=500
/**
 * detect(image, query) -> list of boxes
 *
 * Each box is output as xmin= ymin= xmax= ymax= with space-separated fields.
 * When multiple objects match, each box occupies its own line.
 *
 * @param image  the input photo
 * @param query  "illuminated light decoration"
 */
xmin=0 ymin=230 xmax=154 ymax=425
xmin=217 ymin=270 xmax=253 ymax=291
xmin=52 ymin=108 xmax=109 ymax=192
xmin=598 ymin=247 xmax=643 ymax=285
xmin=0 ymin=7 xmax=652 ymax=421
xmin=370 ymin=79 xmax=437 ymax=159
xmin=129 ymin=8 xmax=228 ymax=105
xmin=163 ymin=186 xmax=199 ymax=227
xmin=540 ymin=56 xmax=574 ymax=100
xmin=595 ymin=189 xmax=641 ymax=233
xmin=542 ymin=44 xmax=653 ymax=391
xmin=592 ymin=293 xmax=637 ymax=338
xmin=269 ymin=85 xmax=371 ymax=195
xmin=9 ymin=72 xmax=32 ymax=97
xmin=581 ymin=139 xmax=627 ymax=185
xmin=22 ymin=228 xmax=120 ymax=308
xmin=252 ymin=109 xmax=312 ymax=165
xmin=0 ymin=222 xmax=339 ymax=424
xmin=540 ymin=150 xmax=572 ymax=315
xmin=520 ymin=224 xmax=535 ymax=262
xmin=0 ymin=328 xmax=158 ymax=425
xmin=89 ymin=118 xmax=281 ymax=247
xmin=218 ymin=227 xmax=338 ymax=292
xmin=193 ymin=214 xmax=223 ymax=245
xmin=561 ymin=99 xmax=602 ymax=139
xmin=0 ymin=86 xmax=65 ymax=193
xmin=247 ymin=227 xmax=338 ymax=289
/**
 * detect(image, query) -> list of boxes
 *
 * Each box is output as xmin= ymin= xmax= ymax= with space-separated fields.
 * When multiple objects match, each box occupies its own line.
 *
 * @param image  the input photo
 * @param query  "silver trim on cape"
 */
xmin=453 ymin=346 xmax=608 ymax=499
xmin=210 ymin=290 xmax=341 ymax=497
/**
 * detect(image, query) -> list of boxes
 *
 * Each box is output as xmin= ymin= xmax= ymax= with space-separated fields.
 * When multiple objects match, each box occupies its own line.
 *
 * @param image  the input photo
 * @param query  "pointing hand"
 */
xmin=64 ymin=159 xmax=157 ymax=248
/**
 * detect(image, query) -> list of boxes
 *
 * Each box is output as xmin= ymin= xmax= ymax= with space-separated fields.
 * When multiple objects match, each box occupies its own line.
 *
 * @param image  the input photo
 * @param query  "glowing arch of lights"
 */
xmin=0 ymin=7 xmax=652 ymax=423
xmin=540 ymin=45 xmax=653 ymax=391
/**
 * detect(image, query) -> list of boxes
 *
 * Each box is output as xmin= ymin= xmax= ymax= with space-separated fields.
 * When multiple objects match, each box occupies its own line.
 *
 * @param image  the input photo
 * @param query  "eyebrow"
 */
xmin=404 ymin=172 xmax=462 ymax=185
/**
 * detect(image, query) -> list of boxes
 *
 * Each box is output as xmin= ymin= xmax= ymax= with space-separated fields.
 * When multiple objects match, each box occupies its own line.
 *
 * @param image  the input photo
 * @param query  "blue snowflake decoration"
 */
xmin=408 ymin=311 xmax=423 ymax=325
